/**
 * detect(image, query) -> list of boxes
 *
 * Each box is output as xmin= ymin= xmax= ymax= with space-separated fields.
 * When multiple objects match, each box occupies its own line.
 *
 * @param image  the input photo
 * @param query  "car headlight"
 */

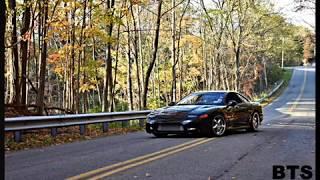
xmin=182 ymin=120 xmax=192 ymax=125
xmin=147 ymin=119 xmax=156 ymax=124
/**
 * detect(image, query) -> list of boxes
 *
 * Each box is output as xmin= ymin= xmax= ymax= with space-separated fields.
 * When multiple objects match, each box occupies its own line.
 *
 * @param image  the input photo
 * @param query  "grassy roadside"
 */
xmin=5 ymin=69 xmax=294 ymax=152
xmin=259 ymin=69 xmax=293 ymax=107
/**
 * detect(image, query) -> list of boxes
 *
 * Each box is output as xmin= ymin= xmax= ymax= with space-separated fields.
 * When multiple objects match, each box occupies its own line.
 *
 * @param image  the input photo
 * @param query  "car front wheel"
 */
xmin=207 ymin=114 xmax=226 ymax=137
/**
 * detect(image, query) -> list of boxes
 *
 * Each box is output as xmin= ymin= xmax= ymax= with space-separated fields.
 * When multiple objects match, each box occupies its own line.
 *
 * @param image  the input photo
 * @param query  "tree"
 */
xmin=102 ymin=0 xmax=115 ymax=112
xmin=9 ymin=0 xmax=20 ymax=104
xmin=294 ymin=0 xmax=315 ymax=12
xmin=3 ymin=0 xmax=309 ymax=115
xmin=142 ymin=0 xmax=163 ymax=109
xmin=20 ymin=0 xmax=31 ymax=105
xmin=1 ymin=0 xmax=7 ymax=176
xmin=303 ymin=34 xmax=315 ymax=64
xmin=36 ymin=0 xmax=49 ymax=114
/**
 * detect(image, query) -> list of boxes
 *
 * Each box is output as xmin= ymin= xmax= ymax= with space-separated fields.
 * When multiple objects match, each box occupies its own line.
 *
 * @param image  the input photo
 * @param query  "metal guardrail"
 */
xmin=5 ymin=110 xmax=152 ymax=142
xmin=256 ymin=80 xmax=284 ymax=103
xmin=4 ymin=79 xmax=285 ymax=142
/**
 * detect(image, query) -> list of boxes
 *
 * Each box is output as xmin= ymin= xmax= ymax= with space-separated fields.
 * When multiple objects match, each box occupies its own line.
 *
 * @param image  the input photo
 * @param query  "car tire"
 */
xmin=247 ymin=112 xmax=260 ymax=132
xmin=206 ymin=114 xmax=227 ymax=137
xmin=153 ymin=133 xmax=168 ymax=138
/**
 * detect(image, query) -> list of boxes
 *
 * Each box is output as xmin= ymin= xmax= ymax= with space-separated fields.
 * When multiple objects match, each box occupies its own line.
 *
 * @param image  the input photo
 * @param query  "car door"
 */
xmin=224 ymin=92 xmax=243 ymax=127
xmin=235 ymin=93 xmax=252 ymax=126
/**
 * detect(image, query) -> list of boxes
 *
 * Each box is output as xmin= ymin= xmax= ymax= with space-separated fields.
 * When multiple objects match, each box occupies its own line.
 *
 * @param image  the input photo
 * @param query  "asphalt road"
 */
xmin=5 ymin=67 xmax=315 ymax=180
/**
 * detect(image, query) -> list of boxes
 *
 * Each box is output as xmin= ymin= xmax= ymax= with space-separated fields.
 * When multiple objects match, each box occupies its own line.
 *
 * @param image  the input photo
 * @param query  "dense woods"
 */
xmin=3 ymin=0 xmax=315 ymax=115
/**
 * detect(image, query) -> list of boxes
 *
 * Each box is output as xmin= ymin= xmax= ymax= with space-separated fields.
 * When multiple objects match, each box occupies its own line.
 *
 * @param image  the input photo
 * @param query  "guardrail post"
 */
xmin=51 ymin=128 xmax=58 ymax=137
xmin=103 ymin=122 xmax=109 ymax=132
xmin=139 ymin=119 xmax=144 ymax=128
xmin=14 ymin=131 xmax=22 ymax=142
xmin=80 ymin=125 xmax=86 ymax=135
xmin=122 ymin=121 xmax=128 ymax=128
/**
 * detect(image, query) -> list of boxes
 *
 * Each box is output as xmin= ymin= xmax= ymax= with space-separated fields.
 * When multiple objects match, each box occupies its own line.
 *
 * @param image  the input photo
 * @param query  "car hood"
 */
xmin=150 ymin=105 xmax=223 ymax=120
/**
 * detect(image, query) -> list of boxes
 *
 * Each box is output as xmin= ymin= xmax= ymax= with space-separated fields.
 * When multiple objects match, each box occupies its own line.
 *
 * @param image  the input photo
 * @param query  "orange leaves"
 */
xmin=48 ymin=53 xmax=61 ymax=64
xmin=21 ymin=31 xmax=31 ymax=42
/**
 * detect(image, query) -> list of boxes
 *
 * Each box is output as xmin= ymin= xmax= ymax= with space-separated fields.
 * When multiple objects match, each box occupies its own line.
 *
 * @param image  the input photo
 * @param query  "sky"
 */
xmin=203 ymin=0 xmax=315 ymax=31
xmin=270 ymin=0 xmax=315 ymax=31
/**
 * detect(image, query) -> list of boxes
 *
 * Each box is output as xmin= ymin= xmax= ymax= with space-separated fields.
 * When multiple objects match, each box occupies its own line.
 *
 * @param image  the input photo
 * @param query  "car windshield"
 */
xmin=177 ymin=92 xmax=225 ymax=105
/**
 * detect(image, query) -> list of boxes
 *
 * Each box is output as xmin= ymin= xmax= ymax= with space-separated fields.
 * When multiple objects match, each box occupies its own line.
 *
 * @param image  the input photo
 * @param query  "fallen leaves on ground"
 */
xmin=5 ymin=124 xmax=143 ymax=152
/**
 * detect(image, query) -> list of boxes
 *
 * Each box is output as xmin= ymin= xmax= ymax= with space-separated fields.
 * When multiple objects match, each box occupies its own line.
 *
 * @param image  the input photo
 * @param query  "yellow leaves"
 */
xmin=51 ymin=20 xmax=69 ymax=29
xmin=180 ymin=35 xmax=203 ymax=48
xmin=130 ymin=0 xmax=150 ymax=5
xmin=80 ymin=84 xmax=96 ymax=93
xmin=54 ymin=66 xmax=64 ymax=75
xmin=181 ymin=16 xmax=194 ymax=28
xmin=189 ymin=67 xmax=201 ymax=77
xmin=85 ymin=27 xmax=116 ymax=44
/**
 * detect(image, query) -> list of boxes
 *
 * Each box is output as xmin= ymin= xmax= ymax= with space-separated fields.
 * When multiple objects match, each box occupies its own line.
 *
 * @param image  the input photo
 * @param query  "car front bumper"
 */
xmin=145 ymin=120 xmax=202 ymax=134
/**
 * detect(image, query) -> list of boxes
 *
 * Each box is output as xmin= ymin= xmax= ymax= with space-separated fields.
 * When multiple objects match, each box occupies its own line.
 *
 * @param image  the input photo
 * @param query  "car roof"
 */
xmin=193 ymin=90 xmax=238 ymax=94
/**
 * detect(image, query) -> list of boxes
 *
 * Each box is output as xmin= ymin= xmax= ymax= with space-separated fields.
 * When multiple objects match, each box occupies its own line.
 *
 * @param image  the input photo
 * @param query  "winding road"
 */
xmin=5 ymin=66 xmax=315 ymax=180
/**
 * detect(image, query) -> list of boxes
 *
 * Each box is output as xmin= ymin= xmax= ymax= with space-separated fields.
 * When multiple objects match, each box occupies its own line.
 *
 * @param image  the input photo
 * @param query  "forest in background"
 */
xmin=4 ymin=0 xmax=315 ymax=115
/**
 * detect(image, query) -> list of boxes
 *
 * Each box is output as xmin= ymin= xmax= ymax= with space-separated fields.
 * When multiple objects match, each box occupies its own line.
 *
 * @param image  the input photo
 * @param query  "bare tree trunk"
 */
xmin=126 ymin=15 xmax=133 ymax=111
xmin=70 ymin=4 xmax=76 ymax=111
xmin=170 ymin=0 xmax=176 ymax=102
xmin=76 ymin=0 xmax=87 ymax=113
xmin=157 ymin=57 xmax=160 ymax=107
xmin=102 ymin=0 xmax=115 ymax=112
xmin=201 ymin=25 xmax=208 ymax=90
xmin=235 ymin=47 xmax=241 ymax=91
xmin=137 ymin=6 xmax=145 ymax=99
xmin=130 ymin=5 xmax=142 ymax=110
xmin=179 ymin=49 xmax=184 ymax=98
xmin=110 ymin=19 xmax=122 ymax=112
xmin=142 ymin=0 xmax=163 ymax=109
xmin=0 ymin=0 xmax=6 ymax=176
xmin=6 ymin=45 xmax=14 ymax=103
xmin=175 ymin=0 xmax=190 ymax=100
xmin=210 ymin=54 xmax=215 ymax=89
xmin=20 ymin=0 xmax=31 ymax=105
xmin=223 ymin=61 xmax=230 ymax=90
xmin=36 ymin=0 xmax=49 ymax=114
xmin=263 ymin=57 xmax=268 ymax=88
xmin=9 ymin=0 xmax=20 ymax=104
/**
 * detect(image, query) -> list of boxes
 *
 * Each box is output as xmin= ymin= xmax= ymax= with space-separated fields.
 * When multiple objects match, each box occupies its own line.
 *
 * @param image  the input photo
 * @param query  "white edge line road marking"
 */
xmin=289 ymin=69 xmax=307 ymax=112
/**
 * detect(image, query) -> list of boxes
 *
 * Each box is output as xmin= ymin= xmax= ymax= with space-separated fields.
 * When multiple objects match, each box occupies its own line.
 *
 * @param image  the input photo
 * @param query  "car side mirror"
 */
xmin=227 ymin=100 xmax=237 ymax=107
xmin=168 ymin=102 xmax=176 ymax=106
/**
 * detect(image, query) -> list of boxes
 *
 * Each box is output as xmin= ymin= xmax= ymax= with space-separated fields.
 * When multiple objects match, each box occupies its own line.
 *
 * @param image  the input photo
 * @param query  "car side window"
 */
xmin=226 ymin=93 xmax=243 ymax=104
xmin=233 ymin=93 xmax=243 ymax=103
xmin=237 ymin=93 xmax=249 ymax=103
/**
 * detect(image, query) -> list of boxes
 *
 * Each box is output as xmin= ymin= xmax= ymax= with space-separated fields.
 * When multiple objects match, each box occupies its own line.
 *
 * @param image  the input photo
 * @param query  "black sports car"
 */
xmin=146 ymin=91 xmax=263 ymax=137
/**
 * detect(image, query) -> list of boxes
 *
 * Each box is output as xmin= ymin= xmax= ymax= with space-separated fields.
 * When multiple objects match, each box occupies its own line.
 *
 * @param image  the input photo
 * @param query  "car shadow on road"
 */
xmin=148 ymin=129 xmax=262 ymax=139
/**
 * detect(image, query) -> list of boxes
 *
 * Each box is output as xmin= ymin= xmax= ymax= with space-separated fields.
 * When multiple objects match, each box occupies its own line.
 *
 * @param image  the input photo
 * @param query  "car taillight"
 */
xmin=199 ymin=114 xmax=208 ymax=119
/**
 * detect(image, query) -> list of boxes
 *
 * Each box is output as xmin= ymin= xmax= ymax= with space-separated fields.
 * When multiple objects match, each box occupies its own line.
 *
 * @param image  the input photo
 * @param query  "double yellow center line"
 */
xmin=68 ymin=138 xmax=214 ymax=180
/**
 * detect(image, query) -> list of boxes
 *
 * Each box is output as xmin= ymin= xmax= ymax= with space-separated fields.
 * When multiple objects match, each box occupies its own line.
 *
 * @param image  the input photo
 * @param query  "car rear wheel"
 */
xmin=207 ymin=115 xmax=226 ymax=137
xmin=153 ymin=133 xmax=168 ymax=138
xmin=248 ymin=112 xmax=260 ymax=131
